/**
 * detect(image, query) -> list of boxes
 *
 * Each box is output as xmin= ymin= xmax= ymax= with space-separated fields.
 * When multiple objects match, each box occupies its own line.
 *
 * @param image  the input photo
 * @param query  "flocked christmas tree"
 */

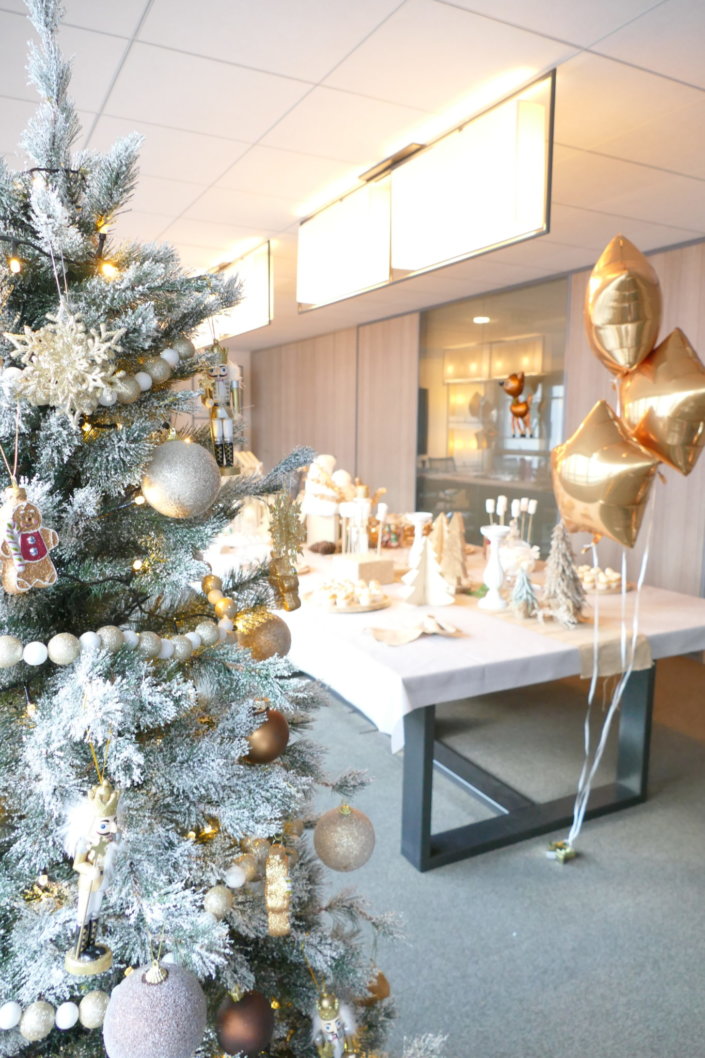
xmin=0 ymin=5 xmax=446 ymax=1058
xmin=541 ymin=521 xmax=586 ymax=628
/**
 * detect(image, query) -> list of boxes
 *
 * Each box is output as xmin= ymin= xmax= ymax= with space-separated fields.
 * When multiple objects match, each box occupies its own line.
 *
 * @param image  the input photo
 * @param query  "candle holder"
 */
xmin=479 ymin=524 xmax=511 ymax=610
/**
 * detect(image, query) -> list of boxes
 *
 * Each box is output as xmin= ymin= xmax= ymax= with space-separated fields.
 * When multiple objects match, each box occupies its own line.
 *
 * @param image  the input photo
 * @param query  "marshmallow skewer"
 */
xmin=496 ymin=495 xmax=508 ymax=526
xmin=484 ymin=498 xmax=495 ymax=525
xmin=527 ymin=498 xmax=538 ymax=545
xmin=376 ymin=501 xmax=388 ymax=557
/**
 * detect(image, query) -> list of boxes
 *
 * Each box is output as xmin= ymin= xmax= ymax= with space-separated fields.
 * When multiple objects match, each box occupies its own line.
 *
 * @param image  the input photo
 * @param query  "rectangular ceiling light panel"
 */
xmin=391 ymin=84 xmax=551 ymax=273
xmin=195 ymin=241 xmax=272 ymax=344
xmin=296 ymin=73 xmax=553 ymax=310
xmin=296 ymin=179 xmax=391 ymax=307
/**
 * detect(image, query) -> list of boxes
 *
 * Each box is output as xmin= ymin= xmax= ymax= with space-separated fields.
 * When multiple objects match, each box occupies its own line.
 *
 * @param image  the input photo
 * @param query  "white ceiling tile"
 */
xmin=0 ymin=96 xmax=37 ymax=163
xmin=554 ymin=52 xmax=703 ymax=155
xmin=85 ymin=115 xmax=250 ymax=183
xmin=596 ymin=0 xmax=705 ymax=89
xmin=138 ymin=0 xmax=403 ymax=82
xmin=552 ymin=145 xmax=705 ymax=234
xmin=173 ymin=243 xmax=224 ymax=272
xmin=550 ymin=203 xmax=703 ymax=253
xmin=326 ymin=0 xmax=576 ymax=113
xmin=159 ymin=216 xmax=268 ymax=254
xmin=62 ymin=0 xmax=148 ymax=37
xmin=435 ymin=0 xmax=665 ymax=47
xmin=494 ymin=235 xmax=598 ymax=274
xmin=108 ymin=209 xmax=177 ymax=243
xmin=590 ymin=95 xmax=705 ymax=183
xmin=183 ymin=186 xmax=294 ymax=229
xmin=127 ymin=175 xmax=205 ymax=217
xmin=214 ymin=146 xmax=354 ymax=204
xmin=0 ymin=12 xmax=127 ymax=111
xmin=104 ymin=42 xmax=313 ymax=141
xmin=261 ymin=87 xmax=429 ymax=164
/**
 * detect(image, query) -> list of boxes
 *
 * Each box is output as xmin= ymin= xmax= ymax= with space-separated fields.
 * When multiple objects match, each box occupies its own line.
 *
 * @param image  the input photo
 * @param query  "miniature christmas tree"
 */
xmin=511 ymin=566 xmax=539 ymax=619
xmin=541 ymin=521 xmax=586 ymax=628
xmin=441 ymin=513 xmax=467 ymax=590
xmin=429 ymin=514 xmax=448 ymax=565
xmin=0 ymin=5 xmax=419 ymax=1058
xmin=400 ymin=537 xmax=455 ymax=606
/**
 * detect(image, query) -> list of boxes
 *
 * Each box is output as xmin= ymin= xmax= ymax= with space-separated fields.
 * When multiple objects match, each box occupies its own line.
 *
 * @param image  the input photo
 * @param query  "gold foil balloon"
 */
xmin=551 ymin=400 xmax=659 ymax=548
xmin=585 ymin=235 xmax=661 ymax=374
xmin=620 ymin=327 xmax=705 ymax=476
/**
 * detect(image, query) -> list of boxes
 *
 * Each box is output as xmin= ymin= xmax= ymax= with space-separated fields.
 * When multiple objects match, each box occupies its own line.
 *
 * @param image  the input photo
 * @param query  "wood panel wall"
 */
xmin=356 ymin=314 xmax=420 ymax=512
xmin=564 ymin=242 xmax=705 ymax=594
xmin=250 ymin=330 xmax=357 ymax=473
xmin=250 ymin=314 xmax=419 ymax=511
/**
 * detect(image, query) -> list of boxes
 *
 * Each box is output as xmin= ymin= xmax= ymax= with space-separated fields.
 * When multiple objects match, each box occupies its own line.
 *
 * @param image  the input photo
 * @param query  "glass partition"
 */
xmin=416 ymin=276 xmax=568 ymax=555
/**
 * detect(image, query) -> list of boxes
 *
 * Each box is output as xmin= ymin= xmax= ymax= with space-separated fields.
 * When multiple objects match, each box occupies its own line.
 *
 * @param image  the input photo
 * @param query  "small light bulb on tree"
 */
xmin=8 ymin=255 xmax=22 ymax=274
xmin=99 ymin=260 xmax=119 ymax=279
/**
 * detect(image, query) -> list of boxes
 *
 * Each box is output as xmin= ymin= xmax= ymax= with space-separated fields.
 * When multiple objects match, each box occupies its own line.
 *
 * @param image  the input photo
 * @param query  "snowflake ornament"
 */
xmin=3 ymin=301 xmax=124 ymax=422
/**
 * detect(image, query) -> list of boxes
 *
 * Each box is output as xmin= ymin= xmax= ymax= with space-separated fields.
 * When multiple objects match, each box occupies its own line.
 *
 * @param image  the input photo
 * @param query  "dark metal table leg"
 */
xmin=401 ymin=705 xmax=435 ymax=871
xmin=400 ymin=665 xmax=657 ymax=871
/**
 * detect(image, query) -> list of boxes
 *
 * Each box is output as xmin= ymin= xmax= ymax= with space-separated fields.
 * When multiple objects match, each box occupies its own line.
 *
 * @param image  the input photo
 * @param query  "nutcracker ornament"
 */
xmin=312 ymin=990 xmax=357 ymax=1058
xmin=64 ymin=779 xmax=120 ymax=976
xmin=201 ymin=343 xmax=242 ymax=472
xmin=0 ymin=484 xmax=58 ymax=594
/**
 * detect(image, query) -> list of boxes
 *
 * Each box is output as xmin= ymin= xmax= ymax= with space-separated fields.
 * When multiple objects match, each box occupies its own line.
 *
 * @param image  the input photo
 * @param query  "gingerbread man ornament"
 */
xmin=0 ymin=485 xmax=58 ymax=594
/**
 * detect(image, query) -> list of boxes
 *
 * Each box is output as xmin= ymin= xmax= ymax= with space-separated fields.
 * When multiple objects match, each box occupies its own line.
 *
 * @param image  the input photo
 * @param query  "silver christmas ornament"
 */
xmin=141 ymin=440 xmax=221 ymax=519
xmin=171 ymin=337 xmax=196 ymax=359
xmin=102 ymin=963 xmax=207 ymax=1058
xmin=0 ymin=634 xmax=23 ymax=668
xmin=203 ymin=884 xmax=234 ymax=919
xmin=114 ymin=375 xmax=142 ymax=405
xmin=144 ymin=357 xmax=172 ymax=384
xmin=97 ymin=626 xmax=125 ymax=652
xmin=137 ymin=631 xmax=162 ymax=658
xmin=314 ymin=804 xmax=375 ymax=872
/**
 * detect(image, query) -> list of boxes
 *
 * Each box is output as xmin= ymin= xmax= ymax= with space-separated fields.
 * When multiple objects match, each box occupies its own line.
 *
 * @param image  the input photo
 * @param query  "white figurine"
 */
xmin=201 ymin=344 xmax=242 ymax=470
xmin=64 ymin=779 xmax=120 ymax=976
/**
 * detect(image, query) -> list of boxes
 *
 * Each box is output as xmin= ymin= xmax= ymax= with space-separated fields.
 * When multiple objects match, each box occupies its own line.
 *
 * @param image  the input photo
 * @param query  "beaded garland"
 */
xmin=0 ymin=619 xmax=223 ymax=671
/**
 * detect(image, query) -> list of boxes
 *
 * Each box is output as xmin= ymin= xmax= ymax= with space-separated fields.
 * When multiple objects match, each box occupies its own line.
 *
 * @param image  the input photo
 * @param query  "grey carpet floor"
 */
xmin=310 ymin=656 xmax=705 ymax=1058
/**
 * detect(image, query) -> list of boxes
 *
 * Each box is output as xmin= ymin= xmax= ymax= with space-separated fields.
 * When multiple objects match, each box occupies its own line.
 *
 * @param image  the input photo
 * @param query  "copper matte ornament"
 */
xmin=314 ymin=804 xmax=375 ymax=872
xmin=236 ymin=610 xmax=292 ymax=659
xmin=245 ymin=708 xmax=290 ymax=763
xmin=585 ymin=234 xmax=662 ymax=374
xmin=551 ymin=400 xmax=659 ymax=548
xmin=620 ymin=327 xmax=705 ymax=475
xmin=215 ymin=990 xmax=274 ymax=1057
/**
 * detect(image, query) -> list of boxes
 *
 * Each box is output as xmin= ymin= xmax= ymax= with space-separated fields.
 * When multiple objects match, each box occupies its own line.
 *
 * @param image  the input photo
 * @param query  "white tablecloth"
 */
xmin=282 ymin=554 xmax=705 ymax=752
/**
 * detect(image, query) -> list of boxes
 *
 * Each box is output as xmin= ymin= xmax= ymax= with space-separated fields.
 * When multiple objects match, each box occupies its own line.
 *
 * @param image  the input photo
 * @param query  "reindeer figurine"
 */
xmin=500 ymin=371 xmax=533 ymax=438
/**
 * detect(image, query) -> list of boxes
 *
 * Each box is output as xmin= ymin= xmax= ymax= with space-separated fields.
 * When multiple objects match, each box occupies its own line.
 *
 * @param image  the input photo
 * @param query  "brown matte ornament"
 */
xmin=245 ymin=708 xmax=289 ymax=764
xmin=551 ymin=400 xmax=659 ymax=548
xmin=584 ymin=234 xmax=662 ymax=374
xmin=0 ymin=486 xmax=59 ymax=594
xmin=235 ymin=610 xmax=292 ymax=660
xmin=620 ymin=327 xmax=705 ymax=475
xmin=215 ymin=990 xmax=274 ymax=1057
xmin=313 ymin=804 xmax=375 ymax=872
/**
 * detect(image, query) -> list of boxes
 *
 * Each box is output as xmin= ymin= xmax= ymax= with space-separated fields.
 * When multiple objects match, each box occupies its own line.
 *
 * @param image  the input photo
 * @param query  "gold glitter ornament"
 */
xmin=235 ymin=610 xmax=291 ymax=660
xmin=214 ymin=596 xmax=237 ymax=619
xmin=314 ymin=804 xmax=375 ymax=872
xmin=201 ymin=573 xmax=222 ymax=594
xmin=141 ymin=440 xmax=221 ymax=519
xmin=265 ymin=844 xmax=291 ymax=936
xmin=143 ymin=357 xmax=173 ymax=384
xmin=114 ymin=374 xmax=142 ymax=404
xmin=232 ymin=852 xmax=259 ymax=882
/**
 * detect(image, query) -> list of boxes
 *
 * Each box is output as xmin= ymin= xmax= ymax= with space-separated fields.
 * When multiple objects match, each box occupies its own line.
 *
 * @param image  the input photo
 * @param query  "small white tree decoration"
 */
xmin=541 ymin=521 xmax=586 ymax=628
xmin=400 ymin=536 xmax=455 ymax=606
xmin=429 ymin=513 xmax=448 ymax=565
xmin=511 ymin=565 xmax=539 ymax=619
xmin=441 ymin=511 xmax=468 ymax=589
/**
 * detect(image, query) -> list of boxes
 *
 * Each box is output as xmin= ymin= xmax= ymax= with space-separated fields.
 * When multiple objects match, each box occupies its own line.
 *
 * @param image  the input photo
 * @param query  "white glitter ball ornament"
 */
xmin=19 ymin=1001 xmax=55 ymax=1041
xmin=102 ymin=963 xmax=207 ymax=1058
xmin=0 ymin=635 xmax=23 ymax=668
xmin=141 ymin=440 xmax=221 ymax=519
xmin=79 ymin=990 xmax=109 ymax=1029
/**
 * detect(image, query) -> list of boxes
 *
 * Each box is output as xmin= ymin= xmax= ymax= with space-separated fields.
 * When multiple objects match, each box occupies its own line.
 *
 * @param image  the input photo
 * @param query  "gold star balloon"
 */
xmin=620 ymin=328 xmax=705 ymax=476
xmin=585 ymin=235 xmax=662 ymax=375
xmin=551 ymin=400 xmax=660 ymax=547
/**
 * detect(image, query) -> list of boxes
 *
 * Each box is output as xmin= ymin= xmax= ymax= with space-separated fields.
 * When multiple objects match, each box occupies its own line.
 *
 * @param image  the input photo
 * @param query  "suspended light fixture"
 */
xmin=296 ymin=71 xmax=554 ymax=310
